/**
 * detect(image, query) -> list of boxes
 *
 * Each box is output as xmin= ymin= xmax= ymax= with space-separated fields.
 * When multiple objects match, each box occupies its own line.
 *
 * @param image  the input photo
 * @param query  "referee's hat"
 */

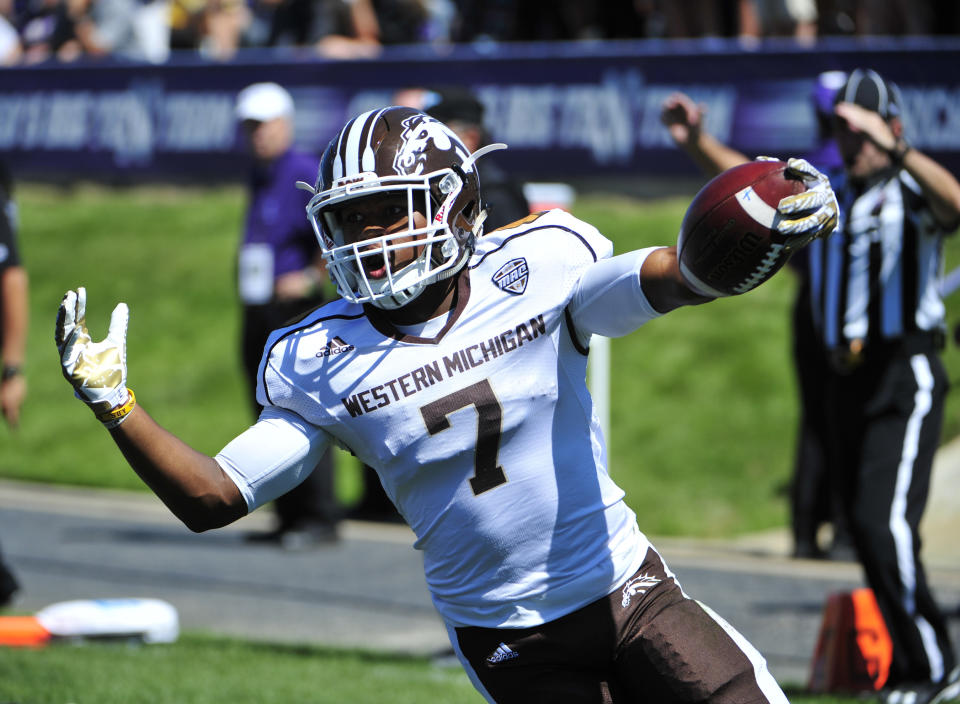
xmin=835 ymin=68 xmax=903 ymax=120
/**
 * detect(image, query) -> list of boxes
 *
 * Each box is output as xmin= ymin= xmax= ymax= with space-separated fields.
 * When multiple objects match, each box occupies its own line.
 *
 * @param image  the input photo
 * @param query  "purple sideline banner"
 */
xmin=1 ymin=37 xmax=960 ymax=183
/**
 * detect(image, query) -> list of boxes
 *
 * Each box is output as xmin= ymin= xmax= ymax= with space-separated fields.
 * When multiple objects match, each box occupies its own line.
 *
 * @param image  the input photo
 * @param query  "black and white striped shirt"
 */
xmin=808 ymin=168 xmax=950 ymax=349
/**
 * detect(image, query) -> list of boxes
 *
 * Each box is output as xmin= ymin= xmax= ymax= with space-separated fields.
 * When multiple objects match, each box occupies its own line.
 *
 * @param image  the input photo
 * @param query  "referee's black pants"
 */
xmin=823 ymin=341 xmax=955 ymax=686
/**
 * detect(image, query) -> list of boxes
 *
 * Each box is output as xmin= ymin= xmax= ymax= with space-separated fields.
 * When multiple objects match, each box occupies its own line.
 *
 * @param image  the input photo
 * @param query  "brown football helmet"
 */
xmin=301 ymin=106 xmax=505 ymax=309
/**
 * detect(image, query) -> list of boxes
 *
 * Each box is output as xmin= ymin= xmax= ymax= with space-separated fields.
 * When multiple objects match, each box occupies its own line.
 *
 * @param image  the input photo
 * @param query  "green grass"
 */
xmin=0 ymin=632 xmax=864 ymax=704
xmin=4 ymin=183 xmax=960 ymax=536
xmin=0 ymin=633 xmax=482 ymax=704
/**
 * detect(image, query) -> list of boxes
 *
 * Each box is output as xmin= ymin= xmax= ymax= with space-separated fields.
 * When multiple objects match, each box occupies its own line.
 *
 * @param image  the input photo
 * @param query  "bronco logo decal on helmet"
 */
xmin=393 ymin=114 xmax=470 ymax=177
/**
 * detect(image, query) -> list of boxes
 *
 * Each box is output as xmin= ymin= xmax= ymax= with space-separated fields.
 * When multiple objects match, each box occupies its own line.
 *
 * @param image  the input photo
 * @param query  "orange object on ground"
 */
xmin=808 ymin=587 xmax=893 ymax=693
xmin=0 ymin=615 xmax=52 ymax=647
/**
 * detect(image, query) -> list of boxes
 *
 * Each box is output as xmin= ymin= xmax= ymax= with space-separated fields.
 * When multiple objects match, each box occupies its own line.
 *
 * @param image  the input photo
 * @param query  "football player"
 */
xmin=56 ymin=107 xmax=837 ymax=703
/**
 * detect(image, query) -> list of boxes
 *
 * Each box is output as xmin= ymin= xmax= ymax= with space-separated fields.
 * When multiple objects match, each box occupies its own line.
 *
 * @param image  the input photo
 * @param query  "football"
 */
xmin=677 ymin=160 xmax=807 ymax=297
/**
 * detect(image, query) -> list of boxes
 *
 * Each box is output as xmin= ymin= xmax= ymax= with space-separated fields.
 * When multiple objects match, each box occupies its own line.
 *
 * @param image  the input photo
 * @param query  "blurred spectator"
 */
xmin=199 ymin=0 xmax=249 ymax=59
xmin=854 ymin=0 xmax=933 ymax=35
xmin=245 ymin=0 xmax=312 ymax=47
xmin=0 ymin=18 xmax=20 ymax=63
xmin=234 ymin=82 xmax=340 ymax=549
xmin=0 ymin=0 xmax=22 ymax=63
xmin=313 ymin=0 xmax=437 ymax=59
xmin=168 ymin=0 xmax=205 ymax=50
xmin=233 ymin=0 xmax=383 ymax=58
xmin=596 ymin=0 xmax=656 ymax=39
xmin=8 ymin=0 xmax=960 ymax=66
xmin=1 ymin=159 xmax=27 ymax=608
xmin=818 ymin=0 xmax=954 ymax=36
xmin=168 ymin=0 xmax=249 ymax=59
xmin=449 ymin=0 xmax=517 ymax=41
xmin=739 ymin=0 xmax=817 ymax=42
xmin=68 ymin=0 xmax=171 ymax=62
xmin=0 ymin=161 xmax=26 ymax=433
xmin=659 ymin=0 xmax=727 ymax=38
xmin=738 ymin=0 xmax=818 ymax=43
xmin=16 ymin=0 xmax=78 ymax=63
xmin=311 ymin=0 xmax=380 ymax=57
xmin=514 ymin=0 xmax=601 ymax=40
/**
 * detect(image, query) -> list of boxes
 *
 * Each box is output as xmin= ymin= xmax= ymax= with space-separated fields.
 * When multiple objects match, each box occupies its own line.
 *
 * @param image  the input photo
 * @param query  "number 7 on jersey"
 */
xmin=420 ymin=379 xmax=507 ymax=495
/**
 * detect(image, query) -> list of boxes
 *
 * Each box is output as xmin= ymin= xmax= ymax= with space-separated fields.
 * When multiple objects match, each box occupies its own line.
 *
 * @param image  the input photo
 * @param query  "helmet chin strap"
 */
xmin=471 ymin=208 xmax=488 ymax=238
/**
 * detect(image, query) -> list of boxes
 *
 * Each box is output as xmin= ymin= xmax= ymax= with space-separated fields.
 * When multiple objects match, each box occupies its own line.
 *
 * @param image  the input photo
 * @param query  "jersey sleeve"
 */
xmin=545 ymin=208 xmax=614 ymax=263
xmin=254 ymin=320 xmax=325 ymax=422
xmin=568 ymin=247 xmax=665 ymax=338
xmin=215 ymin=405 xmax=332 ymax=512
xmin=517 ymin=210 xmax=662 ymax=339
xmin=514 ymin=209 xmax=614 ymax=301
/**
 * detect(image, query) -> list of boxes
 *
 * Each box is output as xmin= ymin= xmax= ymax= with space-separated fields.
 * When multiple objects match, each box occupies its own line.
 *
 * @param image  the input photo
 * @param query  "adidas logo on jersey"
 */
xmin=621 ymin=573 xmax=661 ymax=608
xmin=492 ymin=257 xmax=529 ymax=295
xmin=486 ymin=642 xmax=519 ymax=664
xmin=316 ymin=336 xmax=355 ymax=357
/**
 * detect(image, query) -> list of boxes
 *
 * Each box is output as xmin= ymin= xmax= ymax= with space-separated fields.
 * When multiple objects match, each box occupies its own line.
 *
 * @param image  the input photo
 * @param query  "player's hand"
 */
xmin=660 ymin=92 xmax=704 ymax=147
xmin=1 ymin=373 xmax=26 ymax=429
xmin=775 ymin=157 xmax=839 ymax=245
xmin=55 ymin=287 xmax=135 ymax=427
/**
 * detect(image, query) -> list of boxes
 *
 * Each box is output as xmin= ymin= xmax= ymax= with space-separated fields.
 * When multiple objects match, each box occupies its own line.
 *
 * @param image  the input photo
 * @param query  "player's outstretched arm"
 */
xmin=639 ymin=246 xmax=713 ymax=314
xmin=55 ymin=288 xmax=246 ymax=532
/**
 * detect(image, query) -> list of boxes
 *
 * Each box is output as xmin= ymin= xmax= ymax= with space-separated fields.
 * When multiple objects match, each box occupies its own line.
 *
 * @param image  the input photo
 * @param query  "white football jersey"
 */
xmin=221 ymin=209 xmax=661 ymax=628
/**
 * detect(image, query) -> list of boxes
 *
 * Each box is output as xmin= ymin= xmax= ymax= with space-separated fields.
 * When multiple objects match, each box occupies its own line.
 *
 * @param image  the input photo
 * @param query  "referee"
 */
xmin=808 ymin=68 xmax=960 ymax=704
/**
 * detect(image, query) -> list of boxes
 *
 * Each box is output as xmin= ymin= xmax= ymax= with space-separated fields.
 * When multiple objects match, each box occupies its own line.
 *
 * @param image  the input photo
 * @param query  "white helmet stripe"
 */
xmin=362 ymin=108 xmax=390 ymax=172
xmin=331 ymin=114 xmax=357 ymax=182
xmin=336 ymin=108 xmax=392 ymax=179
xmin=342 ymin=110 xmax=371 ymax=176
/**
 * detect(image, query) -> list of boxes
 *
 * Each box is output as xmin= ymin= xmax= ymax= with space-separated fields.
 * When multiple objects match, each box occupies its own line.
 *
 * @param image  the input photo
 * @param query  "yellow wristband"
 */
xmin=96 ymin=388 xmax=136 ymax=428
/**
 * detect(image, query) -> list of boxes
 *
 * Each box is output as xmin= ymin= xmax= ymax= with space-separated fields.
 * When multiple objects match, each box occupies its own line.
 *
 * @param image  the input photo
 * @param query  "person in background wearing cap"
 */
xmin=663 ymin=69 xmax=960 ymax=704
xmin=234 ymin=82 xmax=339 ymax=549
